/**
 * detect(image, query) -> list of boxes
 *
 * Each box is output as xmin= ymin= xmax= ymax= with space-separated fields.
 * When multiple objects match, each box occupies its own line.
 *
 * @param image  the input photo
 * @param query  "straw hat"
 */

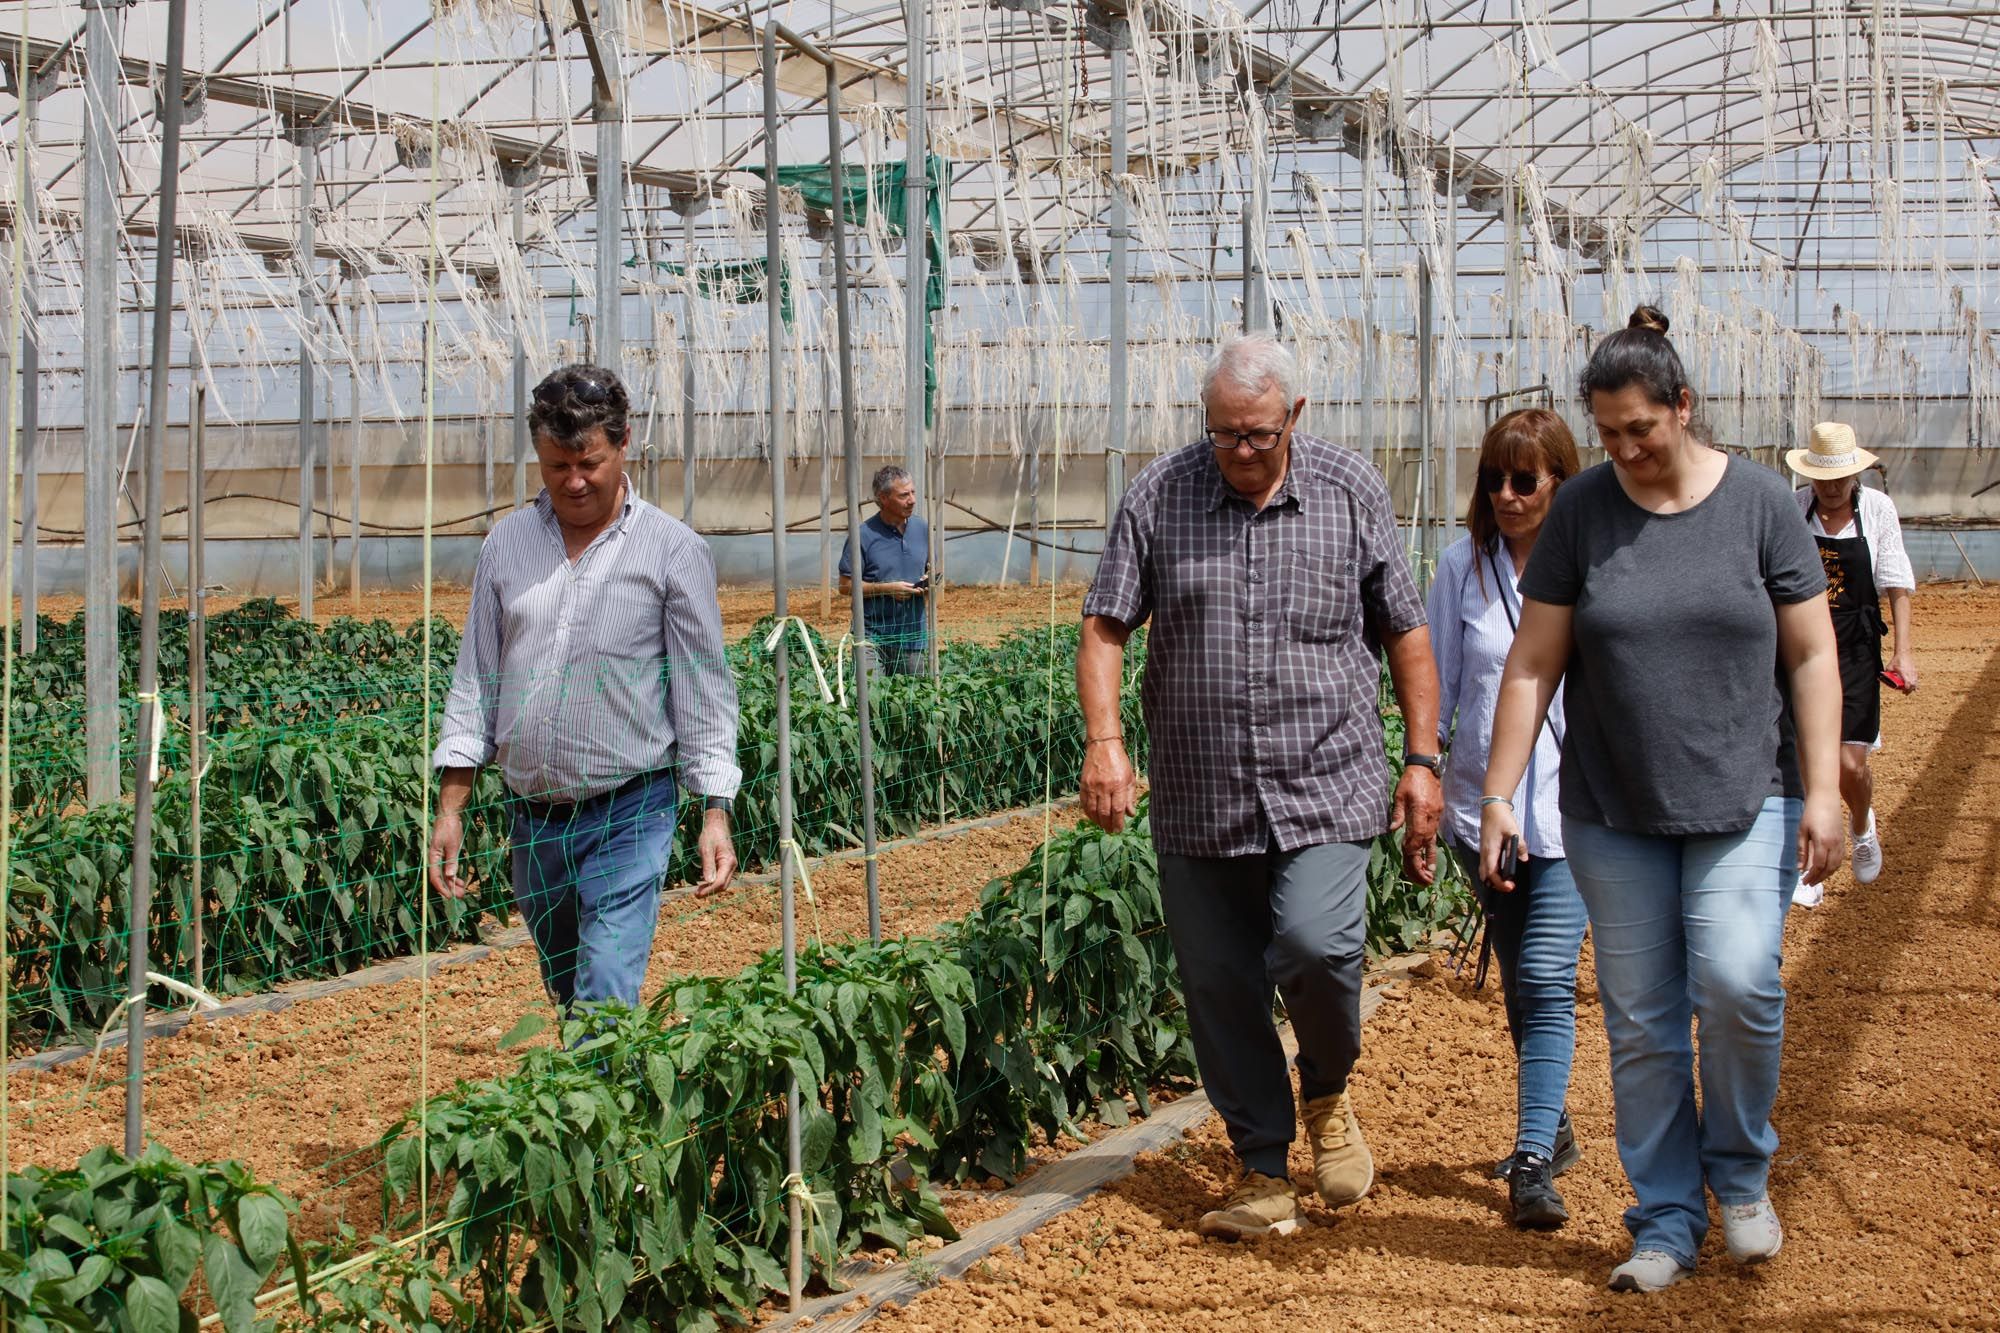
xmin=1786 ymin=422 xmax=1879 ymax=481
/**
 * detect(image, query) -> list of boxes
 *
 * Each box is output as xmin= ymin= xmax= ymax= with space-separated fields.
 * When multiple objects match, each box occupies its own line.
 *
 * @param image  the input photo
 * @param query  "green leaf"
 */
xmin=383 ymin=1135 xmax=421 ymax=1203
xmin=498 ymin=1011 xmax=549 ymax=1051
xmin=122 ymin=1273 xmax=181 ymax=1333
xmin=58 ymin=1254 xmax=113 ymax=1303
xmin=152 ymin=1220 xmax=201 ymax=1295
xmin=235 ymin=1191 xmax=289 ymax=1270
xmin=202 ymin=1230 xmax=262 ymax=1332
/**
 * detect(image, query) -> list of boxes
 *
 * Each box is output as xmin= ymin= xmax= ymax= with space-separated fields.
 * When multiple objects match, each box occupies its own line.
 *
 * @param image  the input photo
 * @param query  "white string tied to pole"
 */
xmin=762 ymin=615 xmax=834 ymax=704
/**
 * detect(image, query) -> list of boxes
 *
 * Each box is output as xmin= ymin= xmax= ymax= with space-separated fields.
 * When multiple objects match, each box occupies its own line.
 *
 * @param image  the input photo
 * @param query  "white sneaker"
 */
xmin=1851 ymin=810 xmax=1883 ymax=885
xmin=1721 ymin=1197 xmax=1784 ymax=1263
xmin=1607 ymin=1249 xmax=1694 ymax=1292
xmin=1792 ymin=878 xmax=1824 ymax=909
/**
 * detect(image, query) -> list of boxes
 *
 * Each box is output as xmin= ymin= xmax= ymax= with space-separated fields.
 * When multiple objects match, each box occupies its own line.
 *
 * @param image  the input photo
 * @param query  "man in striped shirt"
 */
xmin=429 ymin=364 xmax=741 ymax=1011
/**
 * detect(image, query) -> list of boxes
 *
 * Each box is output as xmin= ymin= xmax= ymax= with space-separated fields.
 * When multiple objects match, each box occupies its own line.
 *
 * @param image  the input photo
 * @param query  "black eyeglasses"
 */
xmin=1203 ymin=408 xmax=1294 ymax=452
xmin=1480 ymin=467 xmax=1547 ymax=496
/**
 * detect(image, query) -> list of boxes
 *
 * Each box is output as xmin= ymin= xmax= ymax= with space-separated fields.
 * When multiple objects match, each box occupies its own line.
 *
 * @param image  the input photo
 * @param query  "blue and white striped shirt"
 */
xmin=433 ymin=480 xmax=742 ymax=803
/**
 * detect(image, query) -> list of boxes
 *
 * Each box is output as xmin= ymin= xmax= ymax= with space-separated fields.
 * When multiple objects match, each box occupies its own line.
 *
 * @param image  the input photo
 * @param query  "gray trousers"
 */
xmin=1158 ymin=840 xmax=1371 ymax=1179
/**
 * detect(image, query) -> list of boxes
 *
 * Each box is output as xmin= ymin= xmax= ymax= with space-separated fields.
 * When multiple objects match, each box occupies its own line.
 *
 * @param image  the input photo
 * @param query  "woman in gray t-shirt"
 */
xmin=1476 ymin=307 xmax=1845 ymax=1295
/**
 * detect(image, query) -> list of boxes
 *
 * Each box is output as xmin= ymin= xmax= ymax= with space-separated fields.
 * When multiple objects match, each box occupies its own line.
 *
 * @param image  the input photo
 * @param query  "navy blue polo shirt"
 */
xmin=839 ymin=511 xmax=930 ymax=649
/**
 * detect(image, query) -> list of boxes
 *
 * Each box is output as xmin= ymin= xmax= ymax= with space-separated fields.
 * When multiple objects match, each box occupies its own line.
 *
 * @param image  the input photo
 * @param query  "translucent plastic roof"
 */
xmin=3 ymin=1 xmax=1998 ymax=425
xmin=4 ymin=1 xmax=1996 ymax=274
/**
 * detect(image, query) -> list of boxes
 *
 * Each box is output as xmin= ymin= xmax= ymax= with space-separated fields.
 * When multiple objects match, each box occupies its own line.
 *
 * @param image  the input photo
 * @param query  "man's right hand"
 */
xmin=429 ymin=810 xmax=469 ymax=899
xmin=880 ymin=581 xmax=922 ymax=599
xmin=1081 ymin=740 xmax=1138 ymax=834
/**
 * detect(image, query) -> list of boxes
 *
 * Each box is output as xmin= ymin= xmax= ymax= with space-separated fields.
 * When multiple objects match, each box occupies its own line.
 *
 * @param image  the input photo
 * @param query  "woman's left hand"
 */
xmin=1798 ymin=794 xmax=1846 ymax=886
xmin=1889 ymin=651 xmax=1918 ymax=694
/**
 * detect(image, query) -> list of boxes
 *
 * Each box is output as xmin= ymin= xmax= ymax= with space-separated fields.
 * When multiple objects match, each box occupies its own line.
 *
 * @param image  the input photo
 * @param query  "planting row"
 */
xmin=0 ymin=789 xmax=1467 ymax=1331
xmin=5 ymin=620 xmax=1143 ymax=1047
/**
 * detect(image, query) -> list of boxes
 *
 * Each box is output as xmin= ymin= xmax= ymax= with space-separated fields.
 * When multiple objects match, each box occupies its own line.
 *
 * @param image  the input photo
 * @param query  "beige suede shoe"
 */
xmin=1301 ymin=1090 xmax=1374 ymax=1207
xmin=1196 ymin=1170 xmax=1303 ymax=1241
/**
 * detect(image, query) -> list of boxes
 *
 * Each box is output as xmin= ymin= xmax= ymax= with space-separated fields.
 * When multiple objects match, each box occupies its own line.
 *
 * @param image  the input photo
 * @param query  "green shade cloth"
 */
xmin=748 ymin=156 xmax=949 ymax=425
xmin=640 ymin=254 xmax=796 ymax=325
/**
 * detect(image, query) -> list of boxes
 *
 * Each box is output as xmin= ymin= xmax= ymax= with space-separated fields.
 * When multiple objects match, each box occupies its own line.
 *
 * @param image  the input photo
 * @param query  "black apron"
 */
xmin=1810 ymin=497 xmax=1886 ymax=744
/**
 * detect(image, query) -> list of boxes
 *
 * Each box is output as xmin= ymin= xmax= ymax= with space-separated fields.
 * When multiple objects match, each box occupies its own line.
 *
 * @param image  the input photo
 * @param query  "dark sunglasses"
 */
xmin=534 ymin=374 xmax=614 ymax=405
xmin=1480 ymin=467 xmax=1547 ymax=496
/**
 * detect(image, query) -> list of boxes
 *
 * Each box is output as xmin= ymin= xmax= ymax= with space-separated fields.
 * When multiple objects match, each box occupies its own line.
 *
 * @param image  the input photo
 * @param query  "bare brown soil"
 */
xmin=6 ymin=806 xmax=1090 ymax=1245
xmin=871 ymin=585 xmax=2000 ymax=1332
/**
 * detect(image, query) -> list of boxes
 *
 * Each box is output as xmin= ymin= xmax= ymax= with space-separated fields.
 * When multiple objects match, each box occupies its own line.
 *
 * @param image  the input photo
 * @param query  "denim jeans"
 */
xmin=1564 ymin=796 xmax=1800 ymax=1268
xmin=1157 ymin=840 xmax=1370 ymax=1179
xmin=510 ymin=770 xmax=679 ymax=1011
xmin=1457 ymin=845 xmax=1588 ymax=1160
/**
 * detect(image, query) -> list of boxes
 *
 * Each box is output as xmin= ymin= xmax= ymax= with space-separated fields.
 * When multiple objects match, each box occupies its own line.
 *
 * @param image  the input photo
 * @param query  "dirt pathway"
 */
xmin=871 ymin=586 xmax=2000 ymax=1332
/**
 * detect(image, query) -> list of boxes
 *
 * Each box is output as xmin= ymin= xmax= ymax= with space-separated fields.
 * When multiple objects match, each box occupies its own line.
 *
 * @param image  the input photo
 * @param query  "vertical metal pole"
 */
xmin=760 ymin=29 xmax=802 ymax=1312
xmin=16 ymin=68 xmax=39 ymax=655
xmin=594 ymin=12 xmax=624 ymax=382
xmin=127 ymin=0 xmax=189 ymax=1157
xmin=1417 ymin=259 xmax=1436 ymax=581
xmin=1243 ymin=165 xmax=1269 ymax=333
xmin=294 ymin=124 xmax=322 ymax=620
xmin=903 ymin=1 xmax=933 ymax=677
xmin=349 ymin=290 xmax=363 ymax=609
xmin=1105 ymin=32 xmax=1129 ymax=520
xmin=903 ymin=0 xmax=928 ymax=486
xmin=1028 ymin=277 xmax=1044 ymax=585
xmin=18 ymin=282 xmax=37 ymax=656
xmin=82 ymin=0 xmax=124 ymax=805
xmin=826 ymin=63 xmax=881 ymax=944
xmin=819 ymin=345 xmax=833 ymax=621
xmin=504 ymin=169 xmax=532 ymax=508
xmin=188 ymin=385 xmax=205 ymax=992
xmin=681 ymin=202 xmax=698 ymax=525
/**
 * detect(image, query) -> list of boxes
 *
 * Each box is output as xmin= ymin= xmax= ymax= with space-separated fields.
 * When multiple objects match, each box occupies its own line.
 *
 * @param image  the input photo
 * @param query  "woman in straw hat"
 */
xmin=1787 ymin=422 xmax=1918 ymax=907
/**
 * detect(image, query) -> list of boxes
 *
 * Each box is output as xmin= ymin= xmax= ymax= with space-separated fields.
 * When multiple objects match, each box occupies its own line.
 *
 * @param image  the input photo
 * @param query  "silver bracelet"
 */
xmin=1479 ymin=796 xmax=1514 ymax=809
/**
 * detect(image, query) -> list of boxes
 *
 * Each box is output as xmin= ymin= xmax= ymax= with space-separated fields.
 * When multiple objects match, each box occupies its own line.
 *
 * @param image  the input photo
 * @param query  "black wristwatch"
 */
xmin=703 ymin=796 xmax=734 ymax=816
xmin=1402 ymin=752 xmax=1442 ymax=775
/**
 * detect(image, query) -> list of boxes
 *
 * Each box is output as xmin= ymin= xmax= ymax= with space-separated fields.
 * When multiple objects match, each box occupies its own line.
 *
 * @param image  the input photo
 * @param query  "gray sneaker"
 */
xmin=1721 ymin=1197 xmax=1784 ymax=1262
xmin=1607 ymin=1250 xmax=1693 ymax=1292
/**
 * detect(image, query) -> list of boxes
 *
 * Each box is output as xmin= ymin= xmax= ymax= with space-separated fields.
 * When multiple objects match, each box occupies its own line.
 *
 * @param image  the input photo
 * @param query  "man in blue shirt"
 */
xmin=839 ymin=465 xmax=931 ymax=676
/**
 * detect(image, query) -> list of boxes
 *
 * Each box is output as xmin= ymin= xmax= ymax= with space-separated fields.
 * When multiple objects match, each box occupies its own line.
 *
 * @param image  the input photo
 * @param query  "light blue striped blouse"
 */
xmin=1426 ymin=534 xmax=1566 ymax=860
xmin=433 ymin=481 xmax=742 ymax=803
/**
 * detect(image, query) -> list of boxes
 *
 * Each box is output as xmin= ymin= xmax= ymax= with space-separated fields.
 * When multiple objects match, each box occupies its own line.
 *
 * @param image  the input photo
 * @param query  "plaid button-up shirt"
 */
xmin=1083 ymin=433 xmax=1426 ymax=858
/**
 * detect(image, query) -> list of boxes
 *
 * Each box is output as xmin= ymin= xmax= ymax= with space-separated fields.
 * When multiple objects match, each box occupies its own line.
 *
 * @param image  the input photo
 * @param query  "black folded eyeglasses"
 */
xmin=1479 ymin=467 xmax=1546 ymax=496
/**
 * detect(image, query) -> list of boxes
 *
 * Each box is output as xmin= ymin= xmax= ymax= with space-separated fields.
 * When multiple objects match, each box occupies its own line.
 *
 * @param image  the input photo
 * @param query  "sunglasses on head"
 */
xmin=1480 ymin=467 xmax=1546 ymax=496
xmin=534 ymin=374 xmax=615 ymax=406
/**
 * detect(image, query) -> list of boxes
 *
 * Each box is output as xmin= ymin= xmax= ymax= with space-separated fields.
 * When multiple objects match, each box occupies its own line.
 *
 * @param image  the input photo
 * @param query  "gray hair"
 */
xmin=871 ymin=464 xmax=913 ymax=497
xmin=1202 ymin=334 xmax=1300 ymax=405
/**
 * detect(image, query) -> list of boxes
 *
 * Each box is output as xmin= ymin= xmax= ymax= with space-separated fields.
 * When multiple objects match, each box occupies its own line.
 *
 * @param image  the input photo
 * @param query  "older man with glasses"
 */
xmin=1077 ymin=334 xmax=1442 ymax=1241
xmin=429 ymin=363 xmax=741 ymax=1015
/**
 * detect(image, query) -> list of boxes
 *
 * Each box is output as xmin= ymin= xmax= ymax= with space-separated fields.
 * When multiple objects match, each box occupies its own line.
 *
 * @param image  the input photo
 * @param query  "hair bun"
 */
xmin=1628 ymin=304 xmax=1670 ymax=334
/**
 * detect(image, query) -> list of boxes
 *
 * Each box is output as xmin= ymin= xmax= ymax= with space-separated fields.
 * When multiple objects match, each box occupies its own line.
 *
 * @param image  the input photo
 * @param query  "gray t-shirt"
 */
xmin=1519 ymin=456 xmax=1826 ymax=836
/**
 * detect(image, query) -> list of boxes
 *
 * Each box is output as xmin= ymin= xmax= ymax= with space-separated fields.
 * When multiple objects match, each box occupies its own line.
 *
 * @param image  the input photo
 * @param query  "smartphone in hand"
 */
xmin=1497 ymin=836 xmax=1523 ymax=882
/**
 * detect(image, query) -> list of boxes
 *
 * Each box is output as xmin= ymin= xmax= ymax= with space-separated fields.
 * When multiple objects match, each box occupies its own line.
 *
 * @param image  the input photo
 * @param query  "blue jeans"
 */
xmin=510 ymin=770 xmax=679 ymax=1010
xmin=1564 ymin=796 xmax=1800 ymax=1268
xmin=1459 ymin=846 xmax=1588 ymax=1160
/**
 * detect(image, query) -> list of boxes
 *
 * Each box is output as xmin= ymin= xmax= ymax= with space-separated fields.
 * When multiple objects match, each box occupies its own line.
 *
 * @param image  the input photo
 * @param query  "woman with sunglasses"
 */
xmin=1479 ymin=307 xmax=1844 ymax=1292
xmin=1427 ymin=408 xmax=1585 ymax=1230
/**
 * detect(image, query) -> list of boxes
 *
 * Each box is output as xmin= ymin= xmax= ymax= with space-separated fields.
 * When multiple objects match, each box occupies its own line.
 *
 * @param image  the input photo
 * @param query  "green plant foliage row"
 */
xmin=3 ymin=607 xmax=1465 ymax=1054
xmin=5 ymin=717 xmax=511 ymax=1048
xmin=370 ymin=808 xmax=1194 ymax=1332
xmin=0 ymin=786 xmax=1466 ymax=1330
xmin=0 ymin=1144 xmax=306 ymax=1333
